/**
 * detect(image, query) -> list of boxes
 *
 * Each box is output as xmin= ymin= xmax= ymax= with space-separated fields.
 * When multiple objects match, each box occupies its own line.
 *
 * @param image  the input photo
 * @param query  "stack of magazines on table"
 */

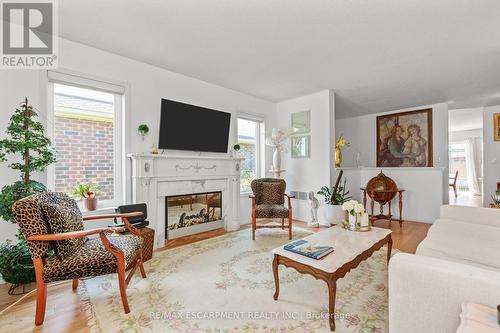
xmin=284 ymin=240 xmax=334 ymax=260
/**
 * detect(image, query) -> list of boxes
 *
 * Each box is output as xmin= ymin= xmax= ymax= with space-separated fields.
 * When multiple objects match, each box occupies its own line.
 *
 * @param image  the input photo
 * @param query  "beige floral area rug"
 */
xmin=80 ymin=228 xmax=389 ymax=333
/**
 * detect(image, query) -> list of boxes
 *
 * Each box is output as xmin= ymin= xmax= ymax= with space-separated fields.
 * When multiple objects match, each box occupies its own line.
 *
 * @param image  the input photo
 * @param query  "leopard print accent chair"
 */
xmin=251 ymin=178 xmax=287 ymax=218
xmin=13 ymin=192 xmax=143 ymax=283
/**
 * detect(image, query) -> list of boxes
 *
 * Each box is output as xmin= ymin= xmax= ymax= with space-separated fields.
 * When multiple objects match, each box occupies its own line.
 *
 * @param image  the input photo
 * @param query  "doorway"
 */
xmin=448 ymin=108 xmax=483 ymax=207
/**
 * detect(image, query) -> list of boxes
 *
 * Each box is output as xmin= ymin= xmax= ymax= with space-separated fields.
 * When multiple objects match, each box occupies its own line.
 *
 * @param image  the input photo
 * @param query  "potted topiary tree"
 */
xmin=0 ymin=98 xmax=56 ymax=293
xmin=138 ymin=124 xmax=149 ymax=141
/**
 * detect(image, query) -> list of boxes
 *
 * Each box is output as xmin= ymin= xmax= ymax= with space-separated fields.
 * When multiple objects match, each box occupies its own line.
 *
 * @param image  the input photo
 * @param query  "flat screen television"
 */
xmin=158 ymin=98 xmax=232 ymax=153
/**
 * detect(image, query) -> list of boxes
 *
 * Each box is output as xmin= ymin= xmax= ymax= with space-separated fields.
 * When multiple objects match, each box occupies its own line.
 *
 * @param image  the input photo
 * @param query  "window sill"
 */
xmin=80 ymin=206 xmax=117 ymax=217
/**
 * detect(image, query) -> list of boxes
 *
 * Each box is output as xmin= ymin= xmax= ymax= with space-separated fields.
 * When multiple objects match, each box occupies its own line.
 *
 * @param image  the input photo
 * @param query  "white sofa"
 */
xmin=389 ymin=205 xmax=500 ymax=333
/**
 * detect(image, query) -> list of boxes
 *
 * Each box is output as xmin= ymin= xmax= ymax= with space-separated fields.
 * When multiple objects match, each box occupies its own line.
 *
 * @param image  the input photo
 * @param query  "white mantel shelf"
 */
xmin=128 ymin=153 xmax=242 ymax=248
xmin=127 ymin=153 xmax=244 ymax=161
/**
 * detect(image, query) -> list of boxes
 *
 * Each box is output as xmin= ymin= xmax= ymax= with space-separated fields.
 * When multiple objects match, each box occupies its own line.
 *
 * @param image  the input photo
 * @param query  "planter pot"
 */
xmin=324 ymin=204 xmax=345 ymax=225
xmin=84 ymin=197 xmax=98 ymax=211
xmin=0 ymin=245 xmax=36 ymax=294
xmin=272 ymin=148 xmax=281 ymax=171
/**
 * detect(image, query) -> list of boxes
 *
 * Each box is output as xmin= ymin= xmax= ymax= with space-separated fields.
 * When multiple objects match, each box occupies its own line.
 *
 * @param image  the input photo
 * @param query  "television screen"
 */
xmin=158 ymin=99 xmax=232 ymax=153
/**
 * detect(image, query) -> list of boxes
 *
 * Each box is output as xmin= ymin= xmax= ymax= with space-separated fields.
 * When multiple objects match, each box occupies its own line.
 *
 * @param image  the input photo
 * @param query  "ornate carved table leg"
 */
xmin=369 ymin=192 xmax=375 ymax=225
xmin=387 ymin=235 xmax=393 ymax=264
xmin=363 ymin=190 xmax=367 ymax=210
xmin=327 ymin=279 xmax=337 ymax=331
xmin=272 ymin=254 xmax=280 ymax=300
xmin=388 ymin=201 xmax=392 ymax=225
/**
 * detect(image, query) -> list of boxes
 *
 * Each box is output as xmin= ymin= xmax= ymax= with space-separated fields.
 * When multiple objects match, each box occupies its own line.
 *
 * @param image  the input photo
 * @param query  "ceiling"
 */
xmin=448 ymin=107 xmax=483 ymax=132
xmin=59 ymin=0 xmax=500 ymax=118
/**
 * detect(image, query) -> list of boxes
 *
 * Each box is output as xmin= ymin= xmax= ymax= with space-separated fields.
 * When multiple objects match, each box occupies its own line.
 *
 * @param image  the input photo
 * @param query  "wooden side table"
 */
xmin=137 ymin=227 xmax=155 ymax=262
xmin=361 ymin=188 xmax=405 ymax=228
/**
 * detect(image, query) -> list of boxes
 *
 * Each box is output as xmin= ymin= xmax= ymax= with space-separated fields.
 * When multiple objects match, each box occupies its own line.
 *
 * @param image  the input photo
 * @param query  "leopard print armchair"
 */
xmin=12 ymin=192 xmax=147 ymax=326
xmin=250 ymin=178 xmax=295 ymax=240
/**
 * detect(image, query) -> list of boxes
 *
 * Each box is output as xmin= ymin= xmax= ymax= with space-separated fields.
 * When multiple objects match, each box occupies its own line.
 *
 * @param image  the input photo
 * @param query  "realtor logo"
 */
xmin=1 ymin=0 xmax=58 ymax=68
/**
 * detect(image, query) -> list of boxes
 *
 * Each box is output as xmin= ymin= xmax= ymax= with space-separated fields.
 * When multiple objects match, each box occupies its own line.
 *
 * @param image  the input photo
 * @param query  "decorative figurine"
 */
xmin=307 ymin=191 xmax=319 ymax=227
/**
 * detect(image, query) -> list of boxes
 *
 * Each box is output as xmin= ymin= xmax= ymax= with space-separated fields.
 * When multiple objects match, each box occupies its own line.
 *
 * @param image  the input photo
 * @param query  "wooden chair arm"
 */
xmin=249 ymin=194 xmax=256 ymax=209
xmin=82 ymin=212 xmax=143 ymax=221
xmin=83 ymin=212 xmax=144 ymax=237
xmin=284 ymin=193 xmax=294 ymax=209
xmin=27 ymin=227 xmax=125 ymax=241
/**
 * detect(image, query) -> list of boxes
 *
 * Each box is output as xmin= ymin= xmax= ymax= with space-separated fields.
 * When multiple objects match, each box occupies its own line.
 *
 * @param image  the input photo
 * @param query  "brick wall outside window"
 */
xmin=54 ymin=115 xmax=114 ymax=200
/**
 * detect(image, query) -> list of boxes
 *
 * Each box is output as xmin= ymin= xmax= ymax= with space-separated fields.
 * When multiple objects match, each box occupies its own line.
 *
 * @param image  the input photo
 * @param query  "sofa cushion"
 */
xmin=417 ymin=218 xmax=500 ymax=270
xmin=456 ymin=302 xmax=500 ymax=333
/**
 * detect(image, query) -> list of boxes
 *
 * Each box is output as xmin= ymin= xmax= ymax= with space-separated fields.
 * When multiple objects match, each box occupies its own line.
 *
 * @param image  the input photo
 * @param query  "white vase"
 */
xmin=273 ymin=148 xmax=281 ymax=171
xmin=324 ymin=204 xmax=344 ymax=225
xmin=348 ymin=214 xmax=357 ymax=228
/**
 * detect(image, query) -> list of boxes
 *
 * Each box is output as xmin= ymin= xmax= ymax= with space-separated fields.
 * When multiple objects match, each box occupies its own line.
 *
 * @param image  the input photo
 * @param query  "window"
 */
xmin=449 ymin=143 xmax=468 ymax=191
xmin=237 ymin=117 xmax=264 ymax=192
xmin=48 ymin=74 xmax=125 ymax=209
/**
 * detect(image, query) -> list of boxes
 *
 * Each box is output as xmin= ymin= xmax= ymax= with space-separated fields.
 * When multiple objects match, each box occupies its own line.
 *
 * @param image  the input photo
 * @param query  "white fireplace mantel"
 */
xmin=127 ymin=153 xmax=243 ymax=248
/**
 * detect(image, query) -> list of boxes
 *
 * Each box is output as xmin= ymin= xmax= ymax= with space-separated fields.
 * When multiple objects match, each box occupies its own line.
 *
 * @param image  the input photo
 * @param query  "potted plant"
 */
xmin=0 ymin=98 xmax=56 ymax=291
xmin=317 ymin=170 xmax=351 ymax=225
xmin=138 ymin=124 xmax=149 ymax=141
xmin=0 ymin=235 xmax=36 ymax=294
xmin=69 ymin=182 xmax=101 ymax=211
xmin=232 ymin=143 xmax=241 ymax=157
xmin=342 ymin=199 xmax=365 ymax=228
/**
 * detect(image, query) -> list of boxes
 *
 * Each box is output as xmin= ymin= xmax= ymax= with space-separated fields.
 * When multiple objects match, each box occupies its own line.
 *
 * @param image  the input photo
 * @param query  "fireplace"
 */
xmin=165 ymin=191 xmax=223 ymax=239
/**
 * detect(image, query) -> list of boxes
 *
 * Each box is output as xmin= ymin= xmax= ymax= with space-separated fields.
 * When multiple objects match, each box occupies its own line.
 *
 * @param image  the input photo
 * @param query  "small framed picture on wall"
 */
xmin=494 ymin=113 xmax=500 ymax=141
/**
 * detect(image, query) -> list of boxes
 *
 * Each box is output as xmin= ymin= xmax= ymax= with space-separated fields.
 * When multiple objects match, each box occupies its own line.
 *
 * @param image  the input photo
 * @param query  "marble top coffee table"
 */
xmin=271 ymin=226 xmax=392 ymax=331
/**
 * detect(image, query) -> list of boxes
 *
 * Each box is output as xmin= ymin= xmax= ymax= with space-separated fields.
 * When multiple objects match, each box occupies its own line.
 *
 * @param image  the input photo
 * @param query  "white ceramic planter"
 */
xmin=324 ymin=204 xmax=344 ymax=225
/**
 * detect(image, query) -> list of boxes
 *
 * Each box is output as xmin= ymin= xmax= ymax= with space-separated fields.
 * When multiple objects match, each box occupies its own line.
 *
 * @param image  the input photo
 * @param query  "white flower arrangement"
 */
xmin=265 ymin=128 xmax=291 ymax=152
xmin=341 ymin=199 xmax=365 ymax=216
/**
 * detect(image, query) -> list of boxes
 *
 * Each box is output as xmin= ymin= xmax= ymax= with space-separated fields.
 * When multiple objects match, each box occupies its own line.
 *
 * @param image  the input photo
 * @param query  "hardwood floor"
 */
xmin=0 ymin=219 xmax=430 ymax=332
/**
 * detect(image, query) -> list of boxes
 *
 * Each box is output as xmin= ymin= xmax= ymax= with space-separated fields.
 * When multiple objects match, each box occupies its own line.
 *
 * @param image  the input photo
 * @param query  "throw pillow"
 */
xmin=39 ymin=192 xmax=86 ymax=259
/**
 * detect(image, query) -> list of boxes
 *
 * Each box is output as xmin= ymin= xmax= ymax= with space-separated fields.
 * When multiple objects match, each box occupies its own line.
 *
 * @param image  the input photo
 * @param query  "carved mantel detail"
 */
xmin=175 ymin=163 xmax=217 ymax=173
xmin=127 ymin=153 xmax=243 ymax=249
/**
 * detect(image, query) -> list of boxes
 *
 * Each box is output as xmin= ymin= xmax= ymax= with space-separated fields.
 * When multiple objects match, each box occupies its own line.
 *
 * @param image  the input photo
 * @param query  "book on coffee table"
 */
xmin=284 ymin=240 xmax=334 ymax=260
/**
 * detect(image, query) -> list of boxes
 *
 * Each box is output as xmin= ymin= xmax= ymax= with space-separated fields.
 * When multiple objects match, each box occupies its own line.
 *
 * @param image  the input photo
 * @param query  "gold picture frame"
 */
xmin=376 ymin=108 xmax=433 ymax=167
xmin=494 ymin=113 xmax=500 ymax=142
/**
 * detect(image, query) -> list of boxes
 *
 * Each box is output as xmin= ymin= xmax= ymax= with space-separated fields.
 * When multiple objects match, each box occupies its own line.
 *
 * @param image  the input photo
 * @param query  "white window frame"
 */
xmin=46 ymin=70 xmax=126 ymax=210
xmin=237 ymin=113 xmax=265 ymax=194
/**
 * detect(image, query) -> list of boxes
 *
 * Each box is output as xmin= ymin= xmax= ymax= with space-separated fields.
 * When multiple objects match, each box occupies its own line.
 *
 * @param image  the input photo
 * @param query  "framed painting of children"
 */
xmin=376 ymin=109 xmax=433 ymax=167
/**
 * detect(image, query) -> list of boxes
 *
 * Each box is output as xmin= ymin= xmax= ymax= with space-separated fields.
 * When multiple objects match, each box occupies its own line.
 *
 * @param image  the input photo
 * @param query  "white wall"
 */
xmin=274 ymin=90 xmax=335 ymax=224
xmin=0 ymin=38 xmax=275 ymax=243
xmin=483 ymin=105 xmax=500 ymax=205
xmin=336 ymin=103 xmax=449 ymax=223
